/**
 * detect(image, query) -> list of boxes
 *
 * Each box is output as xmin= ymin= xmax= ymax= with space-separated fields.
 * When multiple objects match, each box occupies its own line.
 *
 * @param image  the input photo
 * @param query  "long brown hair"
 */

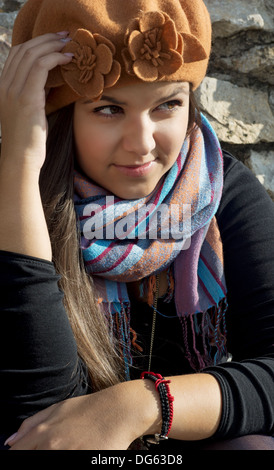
xmin=40 ymin=89 xmax=200 ymax=390
xmin=40 ymin=104 xmax=124 ymax=390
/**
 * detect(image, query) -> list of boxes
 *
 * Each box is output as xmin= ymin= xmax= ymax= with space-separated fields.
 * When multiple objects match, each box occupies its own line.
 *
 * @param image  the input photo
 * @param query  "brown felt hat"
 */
xmin=12 ymin=0 xmax=212 ymax=114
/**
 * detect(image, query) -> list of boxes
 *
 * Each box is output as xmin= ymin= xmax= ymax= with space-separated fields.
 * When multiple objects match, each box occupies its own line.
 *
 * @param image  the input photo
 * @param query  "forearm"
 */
xmin=0 ymin=159 xmax=51 ymax=260
xmin=0 ymin=32 xmax=73 ymax=261
xmin=131 ymin=360 xmax=274 ymax=443
xmin=4 ymin=368 xmax=222 ymax=449
xmin=168 ymin=373 xmax=222 ymax=440
xmin=121 ymin=373 xmax=222 ymax=443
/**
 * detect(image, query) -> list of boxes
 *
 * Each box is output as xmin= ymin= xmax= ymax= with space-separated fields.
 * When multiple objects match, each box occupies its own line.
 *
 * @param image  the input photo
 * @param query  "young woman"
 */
xmin=0 ymin=0 xmax=273 ymax=450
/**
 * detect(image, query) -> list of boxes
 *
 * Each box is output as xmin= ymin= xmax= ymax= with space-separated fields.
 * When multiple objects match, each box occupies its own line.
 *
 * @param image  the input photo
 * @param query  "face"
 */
xmin=73 ymin=81 xmax=190 ymax=200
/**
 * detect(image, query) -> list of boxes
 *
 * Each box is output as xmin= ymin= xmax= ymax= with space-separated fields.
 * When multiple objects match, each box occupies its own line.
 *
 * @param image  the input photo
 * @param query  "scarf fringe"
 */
xmin=139 ymin=267 xmax=174 ymax=304
xmin=104 ymin=301 xmax=132 ymax=380
xmin=179 ymin=297 xmax=228 ymax=371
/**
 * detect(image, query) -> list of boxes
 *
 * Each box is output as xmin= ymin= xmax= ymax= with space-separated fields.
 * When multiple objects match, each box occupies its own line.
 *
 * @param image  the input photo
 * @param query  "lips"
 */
xmin=113 ymin=161 xmax=156 ymax=177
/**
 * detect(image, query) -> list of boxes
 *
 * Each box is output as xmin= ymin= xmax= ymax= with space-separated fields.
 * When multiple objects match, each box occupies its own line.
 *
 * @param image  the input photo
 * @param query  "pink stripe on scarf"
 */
xmin=94 ymin=243 xmax=134 ymax=274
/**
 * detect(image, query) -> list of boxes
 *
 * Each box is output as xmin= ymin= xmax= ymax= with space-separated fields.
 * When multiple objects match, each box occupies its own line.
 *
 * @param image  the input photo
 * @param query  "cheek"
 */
xmin=159 ymin=113 xmax=189 ymax=159
xmin=172 ymin=118 xmax=188 ymax=152
xmin=161 ymin=129 xmax=186 ymax=164
xmin=74 ymin=125 xmax=102 ymax=164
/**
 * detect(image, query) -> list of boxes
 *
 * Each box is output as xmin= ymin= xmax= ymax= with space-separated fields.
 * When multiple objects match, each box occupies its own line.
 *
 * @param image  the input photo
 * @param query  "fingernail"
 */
xmin=60 ymin=37 xmax=72 ymax=43
xmin=56 ymin=31 xmax=69 ymax=36
xmin=4 ymin=432 xmax=18 ymax=446
xmin=64 ymin=52 xmax=74 ymax=57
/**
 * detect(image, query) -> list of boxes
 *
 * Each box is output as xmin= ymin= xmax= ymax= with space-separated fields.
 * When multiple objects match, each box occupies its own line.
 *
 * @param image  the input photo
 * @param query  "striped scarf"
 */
xmin=74 ymin=115 xmax=228 ymax=377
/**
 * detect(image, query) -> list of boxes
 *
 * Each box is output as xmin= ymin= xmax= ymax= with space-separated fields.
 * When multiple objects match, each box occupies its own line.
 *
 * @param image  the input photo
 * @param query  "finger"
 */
xmin=1 ymin=32 xmax=69 ymax=72
xmin=20 ymin=51 xmax=73 ymax=104
xmin=0 ymin=32 xmax=69 ymax=84
xmin=8 ymin=428 xmax=38 ymax=450
xmin=5 ymin=403 xmax=58 ymax=448
xmin=2 ymin=37 xmax=72 ymax=97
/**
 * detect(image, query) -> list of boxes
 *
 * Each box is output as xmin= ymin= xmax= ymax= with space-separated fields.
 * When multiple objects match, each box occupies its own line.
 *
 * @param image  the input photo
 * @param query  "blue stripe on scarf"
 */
xmin=198 ymin=257 xmax=225 ymax=305
xmin=82 ymin=239 xmax=111 ymax=262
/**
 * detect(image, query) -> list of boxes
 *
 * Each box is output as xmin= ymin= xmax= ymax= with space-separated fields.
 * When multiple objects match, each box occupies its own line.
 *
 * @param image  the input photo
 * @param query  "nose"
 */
xmin=122 ymin=115 xmax=156 ymax=157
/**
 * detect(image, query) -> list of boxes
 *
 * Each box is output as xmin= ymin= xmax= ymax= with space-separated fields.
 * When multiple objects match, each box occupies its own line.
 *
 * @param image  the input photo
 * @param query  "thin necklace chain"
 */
xmin=148 ymin=273 xmax=160 ymax=372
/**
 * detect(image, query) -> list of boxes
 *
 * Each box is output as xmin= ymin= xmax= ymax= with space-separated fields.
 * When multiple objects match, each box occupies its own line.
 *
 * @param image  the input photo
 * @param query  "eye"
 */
xmin=93 ymin=105 xmax=123 ymax=117
xmin=155 ymin=100 xmax=182 ymax=112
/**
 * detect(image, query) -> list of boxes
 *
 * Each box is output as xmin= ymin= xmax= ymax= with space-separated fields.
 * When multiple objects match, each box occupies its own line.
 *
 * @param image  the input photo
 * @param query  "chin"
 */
xmin=112 ymin=185 xmax=156 ymax=200
xmin=117 ymin=190 xmax=153 ymax=200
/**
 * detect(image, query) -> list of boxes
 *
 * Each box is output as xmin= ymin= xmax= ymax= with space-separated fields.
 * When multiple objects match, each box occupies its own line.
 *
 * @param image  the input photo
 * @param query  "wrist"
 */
xmin=134 ymin=378 xmax=163 ymax=437
xmin=0 ymin=153 xmax=51 ymax=260
xmin=140 ymin=372 xmax=174 ymax=444
xmin=113 ymin=379 xmax=162 ymax=444
xmin=0 ymin=154 xmax=41 ymax=179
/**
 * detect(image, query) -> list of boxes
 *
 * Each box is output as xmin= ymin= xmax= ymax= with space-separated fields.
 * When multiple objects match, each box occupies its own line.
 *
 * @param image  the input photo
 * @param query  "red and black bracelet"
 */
xmin=140 ymin=371 xmax=174 ymax=445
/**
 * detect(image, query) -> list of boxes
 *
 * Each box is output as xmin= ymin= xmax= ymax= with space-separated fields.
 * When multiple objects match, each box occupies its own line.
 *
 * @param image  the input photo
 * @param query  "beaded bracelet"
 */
xmin=140 ymin=371 xmax=174 ymax=445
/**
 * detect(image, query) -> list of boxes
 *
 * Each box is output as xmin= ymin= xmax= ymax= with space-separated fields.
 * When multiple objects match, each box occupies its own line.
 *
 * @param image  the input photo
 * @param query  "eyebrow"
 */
xmin=153 ymin=86 xmax=189 ymax=105
xmin=83 ymin=85 xmax=189 ymax=106
xmin=83 ymin=96 xmax=126 ymax=106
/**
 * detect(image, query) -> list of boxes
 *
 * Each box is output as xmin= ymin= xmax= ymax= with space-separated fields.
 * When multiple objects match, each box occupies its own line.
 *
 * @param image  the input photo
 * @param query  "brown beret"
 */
xmin=12 ymin=0 xmax=212 ymax=114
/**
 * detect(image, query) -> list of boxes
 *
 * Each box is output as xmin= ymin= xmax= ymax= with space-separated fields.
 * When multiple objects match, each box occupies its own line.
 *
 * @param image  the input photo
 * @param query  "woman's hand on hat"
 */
xmin=0 ymin=32 xmax=73 ymax=172
xmin=0 ymin=33 xmax=73 ymax=261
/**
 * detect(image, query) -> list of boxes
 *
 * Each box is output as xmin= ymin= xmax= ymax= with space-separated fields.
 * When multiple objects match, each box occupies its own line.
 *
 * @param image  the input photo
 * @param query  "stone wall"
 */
xmin=0 ymin=0 xmax=273 ymax=198
xmin=200 ymin=0 xmax=274 ymax=198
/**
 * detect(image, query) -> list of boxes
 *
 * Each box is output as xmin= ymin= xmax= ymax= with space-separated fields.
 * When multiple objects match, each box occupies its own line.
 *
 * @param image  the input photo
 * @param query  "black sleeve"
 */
xmin=0 ymin=250 xmax=90 ymax=435
xmin=205 ymin=152 xmax=274 ymax=438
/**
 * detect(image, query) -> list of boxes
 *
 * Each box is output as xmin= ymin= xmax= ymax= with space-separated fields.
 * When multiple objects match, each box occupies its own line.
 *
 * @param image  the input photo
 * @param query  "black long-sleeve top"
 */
xmin=0 ymin=152 xmax=273 ymax=445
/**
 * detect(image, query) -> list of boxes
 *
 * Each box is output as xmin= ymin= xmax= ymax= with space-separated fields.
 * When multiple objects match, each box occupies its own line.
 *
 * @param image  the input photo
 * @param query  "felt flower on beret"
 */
xmin=60 ymin=29 xmax=121 ymax=98
xmin=122 ymin=11 xmax=184 ymax=81
xmin=122 ymin=11 xmax=208 ymax=82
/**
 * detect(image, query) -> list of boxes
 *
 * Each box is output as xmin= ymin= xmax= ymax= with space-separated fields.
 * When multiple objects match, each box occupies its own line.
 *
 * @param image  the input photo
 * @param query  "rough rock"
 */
xmin=196 ymin=77 xmax=274 ymax=145
xmin=0 ymin=11 xmax=17 ymax=29
xmin=0 ymin=25 xmax=11 ymax=70
xmin=215 ymin=43 xmax=274 ymax=85
xmin=248 ymin=150 xmax=274 ymax=197
xmin=204 ymin=0 xmax=274 ymax=38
